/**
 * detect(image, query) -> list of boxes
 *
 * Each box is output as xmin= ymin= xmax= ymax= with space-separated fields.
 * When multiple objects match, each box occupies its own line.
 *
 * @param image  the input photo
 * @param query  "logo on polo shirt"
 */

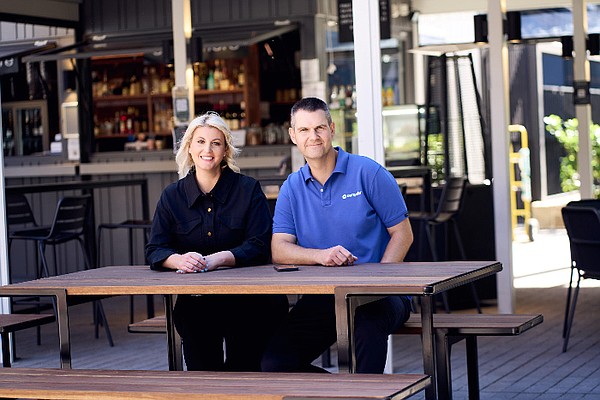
xmin=342 ymin=190 xmax=362 ymax=200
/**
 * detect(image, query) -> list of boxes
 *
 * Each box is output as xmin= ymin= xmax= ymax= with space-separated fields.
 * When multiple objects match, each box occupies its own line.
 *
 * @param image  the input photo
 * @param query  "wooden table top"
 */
xmin=0 ymin=261 xmax=501 ymax=297
xmin=0 ymin=368 xmax=430 ymax=399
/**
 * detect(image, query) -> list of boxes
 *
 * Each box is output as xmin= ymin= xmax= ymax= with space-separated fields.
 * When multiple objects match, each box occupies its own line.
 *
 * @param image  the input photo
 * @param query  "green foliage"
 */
xmin=543 ymin=114 xmax=600 ymax=197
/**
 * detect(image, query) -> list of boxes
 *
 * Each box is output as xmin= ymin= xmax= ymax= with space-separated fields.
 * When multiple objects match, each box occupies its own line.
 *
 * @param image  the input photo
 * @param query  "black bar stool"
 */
xmin=97 ymin=219 xmax=154 ymax=323
xmin=410 ymin=177 xmax=482 ymax=313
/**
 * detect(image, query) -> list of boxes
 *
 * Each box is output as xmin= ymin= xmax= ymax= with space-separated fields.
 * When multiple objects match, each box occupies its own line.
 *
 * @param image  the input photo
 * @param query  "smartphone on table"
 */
xmin=273 ymin=264 xmax=299 ymax=272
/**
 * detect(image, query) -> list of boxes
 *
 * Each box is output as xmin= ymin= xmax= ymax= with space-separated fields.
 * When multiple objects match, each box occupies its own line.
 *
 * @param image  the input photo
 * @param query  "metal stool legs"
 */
xmin=422 ymin=219 xmax=482 ymax=314
xmin=562 ymin=269 xmax=581 ymax=352
xmin=97 ymin=222 xmax=154 ymax=324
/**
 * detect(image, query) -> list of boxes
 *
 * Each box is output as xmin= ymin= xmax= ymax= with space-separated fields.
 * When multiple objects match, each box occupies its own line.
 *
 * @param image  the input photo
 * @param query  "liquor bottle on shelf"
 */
xmin=126 ymin=112 xmax=133 ymax=134
xmin=129 ymin=75 xmax=140 ymax=96
xmin=239 ymin=100 xmax=247 ymax=128
xmin=213 ymin=60 xmax=222 ymax=90
xmin=329 ymin=85 xmax=339 ymax=110
xmin=237 ymin=63 xmax=245 ymax=88
xmin=198 ymin=63 xmax=208 ymax=90
xmin=114 ymin=111 xmax=120 ymax=134
xmin=206 ymin=70 xmax=215 ymax=90
xmin=219 ymin=62 xmax=230 ymax=90
xmin=149 ymin=67 xmax=160 ymax=95
xmin=141 ymin=67 xmax=150 ymax=94
xmin=345 ymin=85 xmax=353 ymax=109
xmin=193 ymin=64 xmax=201 ymax=91
xmin=101 ymin=70 xmax=110 ymax=96
xmin=118 ymin=113 xmax=126 ymax=134
xmin=337 ymin=86 xmax=347 ymax=110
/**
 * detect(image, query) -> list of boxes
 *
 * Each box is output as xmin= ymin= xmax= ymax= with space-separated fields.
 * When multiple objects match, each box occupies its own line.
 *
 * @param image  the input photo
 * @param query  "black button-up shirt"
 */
xmin=146 ymin=167 xmax=272 ymax=270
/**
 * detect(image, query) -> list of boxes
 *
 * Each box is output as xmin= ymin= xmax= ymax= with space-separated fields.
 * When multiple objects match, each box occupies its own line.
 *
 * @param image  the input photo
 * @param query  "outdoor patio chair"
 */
xmin=8 ymin=194 xmax=114 ymax=347
xmin=5 ymin=192 xmax=50 ymax=346
xmin=560 ymin=200 xmax=600 ymax=352
xmin=6 ymin=193 xmax=48 ymax=278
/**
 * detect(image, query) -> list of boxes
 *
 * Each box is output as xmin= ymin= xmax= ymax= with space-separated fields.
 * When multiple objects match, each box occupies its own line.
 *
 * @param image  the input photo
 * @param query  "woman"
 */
xmin=146 ymin=112 xmax=288 ymax=371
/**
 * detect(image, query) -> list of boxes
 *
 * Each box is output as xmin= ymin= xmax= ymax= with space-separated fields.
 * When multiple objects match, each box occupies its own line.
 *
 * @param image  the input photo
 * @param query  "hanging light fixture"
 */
xmin=506 ymin=11 xmax=522 ymax=43
xmin=561 ymin=36 xmax=574 ymax=58
xmin=473 ymin=14 xmax=488 ymax=44
xmin=473 ymin=11 xmax=521 ymax=44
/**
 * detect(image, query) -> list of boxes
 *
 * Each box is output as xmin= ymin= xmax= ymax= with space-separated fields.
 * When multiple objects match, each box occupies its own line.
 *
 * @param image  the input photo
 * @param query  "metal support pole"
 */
xmin=573 ymin=0 xmax=594 ymax=198
xmin=488 ymin=0 xmax=515 ymax=313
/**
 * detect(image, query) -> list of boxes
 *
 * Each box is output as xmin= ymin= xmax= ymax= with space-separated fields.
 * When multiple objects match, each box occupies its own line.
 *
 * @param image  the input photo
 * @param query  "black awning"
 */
xmin=0 ymin=41 xmax=57 ymax=75
xmin=22 ymin=40 xmax=163 ymax=62
xmin=21 ymin=22 xmax=298 ymax=63
xmin=197 ymin=22 xmax=298 ymax=48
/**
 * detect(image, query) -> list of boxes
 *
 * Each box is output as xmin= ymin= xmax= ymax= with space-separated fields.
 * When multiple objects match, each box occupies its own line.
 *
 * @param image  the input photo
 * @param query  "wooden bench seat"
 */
xmin=0 ymin=368 xmax=430 ymax=400
xmin=128 ymin=313 xmax=543 ymax=400
xmin=393 ymin=313 xmax=543 ymax=400
xmin=0 ymin=313 xmax=55 ymax=367
xmin=127 ymin=315 xmax=166 ymax=334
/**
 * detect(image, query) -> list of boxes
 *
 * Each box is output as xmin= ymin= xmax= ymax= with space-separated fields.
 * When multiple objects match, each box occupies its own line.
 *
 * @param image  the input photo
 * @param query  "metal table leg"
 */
xmin=421 ymin=295 xmax=438 ymax=400
xmin=165 ymin=294 xmax=183 ymax=371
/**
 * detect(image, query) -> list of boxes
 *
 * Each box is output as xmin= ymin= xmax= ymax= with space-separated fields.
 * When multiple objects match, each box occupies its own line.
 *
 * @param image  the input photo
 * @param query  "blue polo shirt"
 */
xmin=273 ymin=147 xmax=408 ymax=263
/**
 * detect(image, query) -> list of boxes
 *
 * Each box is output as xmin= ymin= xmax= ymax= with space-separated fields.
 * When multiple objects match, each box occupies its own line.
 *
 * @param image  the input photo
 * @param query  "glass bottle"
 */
xmin=207 ymin=70 xmax=215 ymax=90
xmin=329 ymin=85 xmax=339 ymax=110
xmin=213 ymin=60 xmax=222 ymax=90
xmin=337 ymin=85 xmax=347 ymax=109
xmin=193 ymin=64 xmax=201 ymax=91
xmin=101 ymin=70 xmax=109 ymax=96
xmin=237 ymin=63 xmax=245 ymax=88
xmin=345 ymin=85 xmax=353 ymax=109
xmin=149 ymin=67 xmax=160 ymax=95
xmin=198 ymin=63 xmax=208 ymax=90
xmin=141 ymin=67 xmax=150 ymax=94
xmin=385 ymin=87 xmax=394 ymax=107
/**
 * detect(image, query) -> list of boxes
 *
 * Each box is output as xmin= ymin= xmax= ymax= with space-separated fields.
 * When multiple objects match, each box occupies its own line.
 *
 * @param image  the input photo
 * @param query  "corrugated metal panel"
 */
xmin=83 ymin=0 xmax=171 ymax=34
xmin=83 ymin=0 xmax=316 ymax=36
xmin=0 ymin=0 xmax=80 ymax=24
xmin=0 ymin=22 xmax=72 ymax=42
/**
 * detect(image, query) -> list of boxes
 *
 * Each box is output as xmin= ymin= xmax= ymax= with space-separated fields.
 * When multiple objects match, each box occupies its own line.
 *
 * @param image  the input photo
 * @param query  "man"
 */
xmin=261 ymin=97 xmax=413 ymax=374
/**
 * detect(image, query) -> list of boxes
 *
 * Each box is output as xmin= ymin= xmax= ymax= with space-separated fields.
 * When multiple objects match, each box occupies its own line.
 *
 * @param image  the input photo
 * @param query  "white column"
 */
xmin=412 ymin=17 xmax=426 ymax=106
xmin=573 ymin=0 xmax=593 ymax=199
xmin=171 ymin=0 xmax=194 ymax=122
xmin=352 ymin=0 xmax=385 ymax=165
xmin=488 ymin=0 xmax=515 ymax=313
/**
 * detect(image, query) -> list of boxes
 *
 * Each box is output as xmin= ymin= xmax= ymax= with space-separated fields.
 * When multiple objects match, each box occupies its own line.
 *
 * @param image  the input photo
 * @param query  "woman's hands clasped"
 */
xmin=170 ymin=252 xmax=208 ymax=274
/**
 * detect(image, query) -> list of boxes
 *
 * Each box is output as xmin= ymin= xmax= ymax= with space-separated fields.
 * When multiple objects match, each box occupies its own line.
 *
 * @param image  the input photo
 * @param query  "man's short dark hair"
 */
xmin=290 ymin=97 xmax=333 ymax=128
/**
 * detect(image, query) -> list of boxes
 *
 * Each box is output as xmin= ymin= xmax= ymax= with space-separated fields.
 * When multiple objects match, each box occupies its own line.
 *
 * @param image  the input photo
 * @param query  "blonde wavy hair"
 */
xmin=175 ymin=112 xmax=241 ymax=179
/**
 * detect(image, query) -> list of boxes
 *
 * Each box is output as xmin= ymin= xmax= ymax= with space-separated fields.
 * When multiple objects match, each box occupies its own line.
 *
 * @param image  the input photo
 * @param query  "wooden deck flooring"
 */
xmin=7 ymin=230 xmax=600 ymax=399
xmin=7 ymin=284 xmax=599 ymax=399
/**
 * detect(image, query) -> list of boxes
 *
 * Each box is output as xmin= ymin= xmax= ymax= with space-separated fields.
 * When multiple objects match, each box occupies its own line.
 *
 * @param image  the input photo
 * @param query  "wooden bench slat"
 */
xmin=0 ymin=368 xmax=430 ymax=400
xmin=128 ymin=313 xmax=543 ymax=400
xmin=392 ymin=313 xmax=543 ymax=400
xmin=0 ymin=313 xmax=55 ymax=333
xmin=127 ymin=315 xmax=166 ymax=334
xmin=0 ymin=313 xmax=56 ymax=368
xmin=396 ymin=313 xmax=544 ymax=335
xmin=129 ymin=313 xmax=544 ymax=337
